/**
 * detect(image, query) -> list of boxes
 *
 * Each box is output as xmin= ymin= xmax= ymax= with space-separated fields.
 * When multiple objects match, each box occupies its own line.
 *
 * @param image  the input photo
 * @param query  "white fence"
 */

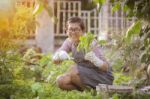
xmin=54 ymin=0 xmax=99 ymax=36
xmin=16 ymin=0 xmax=136 ymax=39
xmin=99 ymin=3 xmax=136 ymax=35
xmin=54 ymin=0 xmax=136 ymax=37
xmin=54 ymin=0 xmax=81 ymax=36
xmin=16 ymin=0 xmax=35 ymax=7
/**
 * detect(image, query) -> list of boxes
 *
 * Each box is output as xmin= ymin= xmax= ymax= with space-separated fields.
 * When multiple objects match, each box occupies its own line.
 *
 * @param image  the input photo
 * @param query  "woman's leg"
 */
xmin=56 ymin=73 xmax=77 ymax=91
xmin=69 ymin=65 xmax=84 ymax=91
xmin=56 ymin=65 xmax=84 ymax=91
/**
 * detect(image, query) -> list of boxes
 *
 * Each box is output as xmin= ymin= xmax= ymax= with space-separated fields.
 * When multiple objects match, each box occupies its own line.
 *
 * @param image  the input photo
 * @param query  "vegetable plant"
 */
xmin=77 ymin=32 xmax=96 ymax=53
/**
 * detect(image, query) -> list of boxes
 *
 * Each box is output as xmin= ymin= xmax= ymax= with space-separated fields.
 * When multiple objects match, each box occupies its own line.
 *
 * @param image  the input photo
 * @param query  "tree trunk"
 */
xmin=35 ymin=0 xmax=54 ymax=53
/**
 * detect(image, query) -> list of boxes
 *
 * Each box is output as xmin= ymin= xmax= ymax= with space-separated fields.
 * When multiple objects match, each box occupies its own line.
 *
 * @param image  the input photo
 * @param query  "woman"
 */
xmin=52 ymin=17 xmax=114 ymax=91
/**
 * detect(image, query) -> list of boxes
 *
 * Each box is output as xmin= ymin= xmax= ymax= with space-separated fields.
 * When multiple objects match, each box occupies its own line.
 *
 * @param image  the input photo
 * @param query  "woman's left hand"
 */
xmin=84 ymin=51 xmax=108 ymax=71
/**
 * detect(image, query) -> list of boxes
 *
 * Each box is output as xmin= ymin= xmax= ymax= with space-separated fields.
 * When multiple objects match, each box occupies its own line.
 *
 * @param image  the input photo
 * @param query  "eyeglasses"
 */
xmin=67 ymin=28 xmax=81 ymax=32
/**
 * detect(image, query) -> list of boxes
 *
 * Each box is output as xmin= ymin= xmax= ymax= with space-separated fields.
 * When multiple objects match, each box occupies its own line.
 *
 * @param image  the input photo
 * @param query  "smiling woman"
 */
xmin=66 ymin=17 xmax=85 ymax=44
xmin=52 ymin=17 xmax=114 ymax=91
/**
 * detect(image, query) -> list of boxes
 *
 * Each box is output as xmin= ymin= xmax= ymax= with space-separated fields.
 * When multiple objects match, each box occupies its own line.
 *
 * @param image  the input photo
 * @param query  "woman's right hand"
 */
xmin=52 ymin=50 xmax=70 ymax=64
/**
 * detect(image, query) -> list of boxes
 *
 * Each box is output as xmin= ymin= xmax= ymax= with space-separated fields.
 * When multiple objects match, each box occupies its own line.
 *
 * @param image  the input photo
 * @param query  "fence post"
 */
xmin=87 ymin=12 xmax=91 ymax=32
xmin=98 ymin=3 xmax=109 ymax=39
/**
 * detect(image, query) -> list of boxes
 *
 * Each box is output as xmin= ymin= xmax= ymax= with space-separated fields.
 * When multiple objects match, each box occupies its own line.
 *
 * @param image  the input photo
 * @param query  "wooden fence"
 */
xmin=16 ymin=0 xmax=35 ymax=7
xmin=54 ymin=0 xmax=136 ymax=37
xmin=16 ymin=0 xmax=136 ymax=39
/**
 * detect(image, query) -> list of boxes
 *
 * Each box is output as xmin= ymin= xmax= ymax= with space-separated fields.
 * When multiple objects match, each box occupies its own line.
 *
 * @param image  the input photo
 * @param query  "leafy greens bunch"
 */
xmin=77 ymin=32 xmax=96 ymax=53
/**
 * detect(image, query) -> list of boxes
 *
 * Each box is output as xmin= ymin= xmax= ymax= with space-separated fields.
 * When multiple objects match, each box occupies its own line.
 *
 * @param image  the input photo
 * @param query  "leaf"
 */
xmin=33 ymin=3 xmax=44 ymax=16
xmin=112 ymin=94 xmax=120 ymax=99
xmin=98 ymin=40 xmax=107 ymax=45
xmin=93 ymin=0 xmax=106 ymax=12
xmin=112 ymin=2 xmax=121 ymax=13
xmin=125 ymin=20 xmax=142 ymax=43
xmin=140 ymin=52 xmax=147 ymax=63
xmin=94 ymin=0 xmax=106 ymax=4
xmin=31 ymin=82 xmax=43 ymax=93
xmin=77 ymin=32 xmax=95 ymax=53
xmin=123 ymin=5 xmax=129 ymax=12
xmin=39 ymin=55 xmax=51 ymax=66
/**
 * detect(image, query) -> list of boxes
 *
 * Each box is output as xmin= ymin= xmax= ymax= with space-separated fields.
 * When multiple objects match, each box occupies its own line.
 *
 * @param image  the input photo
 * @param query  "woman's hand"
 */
xmin=84 ymin=51 xmax=108 ymax=71
xmin=52 ymin=50 xmax=70 ymax=64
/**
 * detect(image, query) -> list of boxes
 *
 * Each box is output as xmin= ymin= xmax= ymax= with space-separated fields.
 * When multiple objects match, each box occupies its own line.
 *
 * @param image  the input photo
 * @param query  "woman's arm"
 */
xmin=59 ymin=38 xmax=72 ymax=53
xmin=85 ymin=40 xmax=109 ymax=71
xmin=52 ymin=38 xmax=72 ymax=64
xmin=92 ymin=46 xmax=109 ymax=71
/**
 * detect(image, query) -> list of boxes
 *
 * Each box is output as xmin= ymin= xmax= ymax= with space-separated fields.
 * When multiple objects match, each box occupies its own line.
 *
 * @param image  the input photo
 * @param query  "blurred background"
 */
xmin=0 ymin=0 xmax=135 ymax=53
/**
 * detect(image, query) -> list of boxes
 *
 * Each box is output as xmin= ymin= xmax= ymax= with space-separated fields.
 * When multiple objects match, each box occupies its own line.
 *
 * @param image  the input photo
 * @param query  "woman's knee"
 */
xmin=69 ymin=65 xmax=79 ymax=75
xmin=56 ymin=74 xmax=71 ymax=89
xmin=70 ymin=66 xmax=84 ymax=87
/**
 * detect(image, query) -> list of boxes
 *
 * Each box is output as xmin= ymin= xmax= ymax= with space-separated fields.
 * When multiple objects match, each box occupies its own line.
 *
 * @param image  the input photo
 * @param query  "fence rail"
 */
xmin=54 ymin=1 xmax=135 ymax=37
xmin=16 ymin=0 xmax=136 ymax=38
xmin=16 ymin=0 xmax=35 ymax=7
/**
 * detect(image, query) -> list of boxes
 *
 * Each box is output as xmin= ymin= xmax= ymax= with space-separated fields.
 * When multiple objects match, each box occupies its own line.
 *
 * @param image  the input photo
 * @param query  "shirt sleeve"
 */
xmin=58 ymin=38 xmax=72 ymax=53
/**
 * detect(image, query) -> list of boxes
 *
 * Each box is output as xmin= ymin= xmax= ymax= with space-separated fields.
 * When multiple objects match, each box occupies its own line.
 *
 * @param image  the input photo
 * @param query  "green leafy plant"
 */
xmin=94 ymin=0 xmax=106 ymax=12
xmin=139 ymin=25 xmax=150 ymax=65
xmin=11 ymin=6 xmax=36 ymax=39
xmin=125 ymin=20 xmax=142 ymax=43
xmin=77 ymin=32 xmax=96 ymax=53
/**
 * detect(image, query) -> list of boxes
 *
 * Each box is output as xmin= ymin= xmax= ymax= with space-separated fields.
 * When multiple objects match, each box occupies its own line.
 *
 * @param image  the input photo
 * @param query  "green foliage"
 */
xmin=125 ymin=20 xmax=142 ymax=43
xmin=11 ymin=6 xmax=36 ymax=39
xmin=0 ymin=51 xmax=33 ymax=98
xmin=1 ymin=0 xmax=150 ymax=98
xmin=139 ymin=25 xmax=150 ymax=64
xmin=0 ymin=51 xmax=20 ymax=84
xmin=113 ymin=72 xmax=132 ymax=85
xmin=111 ymin=93 xmax=120 ymax=99
xmin=0 ymin=38 xmax=16 ymax=51
xmin=105 ymin=0 xmax=150 ymax=67
xmin=33 ymin=0 xmax=54 ymax=18
xmin=80 ymin=0 xmax=97 ymax=10
xmin=125 ymin=0 xmax=150 ymax=22
xmin=94 ymin=0 xmax=106 ymax=4
xmin=39 ymin=53 xmax=51 ymax=67
xmin=98 ymin=39 xmax=107 ymax=46
xmin=33 ymin=1 xmax=44 ymax=16
xmin=31 ymin=82 xmax=44 ymax=96
xmin=77 ymin=32 xmax=96 ymax=53
xmin=112 ymin=1 xmax=121 ymax=13
xmin=109 ymin=0 xmax=150 ymax=82
xmin=0 ymin=6 xmax=35 ymax=96
xmin=123 ymin=0 xmax=150 ymax=66
xmin=94 ymin=0 xmax=106 ymax=11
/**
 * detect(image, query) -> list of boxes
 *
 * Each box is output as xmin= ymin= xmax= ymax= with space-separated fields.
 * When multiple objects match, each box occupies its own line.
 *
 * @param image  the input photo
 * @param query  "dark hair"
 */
xmin=66 ymin=17 xmax=85 ymax=31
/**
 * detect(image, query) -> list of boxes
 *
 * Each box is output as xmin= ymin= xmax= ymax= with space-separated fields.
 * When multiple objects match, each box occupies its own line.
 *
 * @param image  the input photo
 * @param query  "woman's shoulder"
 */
xmin=64 ymin=38 xmax=73 ymax=45
xmin=59 ymin=38 xmax=73 ymax=52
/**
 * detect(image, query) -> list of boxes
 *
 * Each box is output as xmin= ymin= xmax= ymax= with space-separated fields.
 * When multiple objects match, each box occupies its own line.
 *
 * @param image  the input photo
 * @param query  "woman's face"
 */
xmin=66 ymin=23 xmax=84 ymax=43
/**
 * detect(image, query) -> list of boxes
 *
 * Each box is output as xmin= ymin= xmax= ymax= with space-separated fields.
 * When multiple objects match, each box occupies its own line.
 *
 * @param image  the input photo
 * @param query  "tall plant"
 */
xmin=77 ymin=32 xmax=96 ymax=53
xmin=93 ymin=0 xmax=150 ymax=86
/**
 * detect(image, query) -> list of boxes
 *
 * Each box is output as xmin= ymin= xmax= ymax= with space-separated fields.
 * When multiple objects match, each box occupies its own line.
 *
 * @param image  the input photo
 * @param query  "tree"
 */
xmin=94 ymin=0 xmax=150 ymax=87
